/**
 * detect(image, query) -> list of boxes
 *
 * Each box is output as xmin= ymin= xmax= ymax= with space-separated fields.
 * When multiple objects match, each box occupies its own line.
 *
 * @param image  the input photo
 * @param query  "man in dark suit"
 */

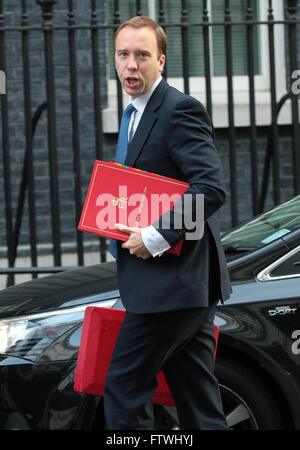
xmin=103 ymin=16 xmax=231 ymax=430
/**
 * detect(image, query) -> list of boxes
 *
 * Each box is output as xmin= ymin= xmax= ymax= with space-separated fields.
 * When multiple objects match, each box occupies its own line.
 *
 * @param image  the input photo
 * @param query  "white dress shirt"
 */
xmin=127 ymin=76 xmax=171 ymax=257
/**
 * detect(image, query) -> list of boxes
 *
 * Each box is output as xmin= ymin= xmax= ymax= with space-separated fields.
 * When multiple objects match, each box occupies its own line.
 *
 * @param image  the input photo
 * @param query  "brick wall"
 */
xmin=0 ymin=0 xmax=107 ymax=249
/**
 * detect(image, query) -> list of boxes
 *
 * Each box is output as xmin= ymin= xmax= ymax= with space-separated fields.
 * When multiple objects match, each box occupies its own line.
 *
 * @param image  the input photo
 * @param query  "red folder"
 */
xmin=78 ymin=160 xmax=189 ymax=255
xmin=74 ymin=307 xmax=219 ymax=407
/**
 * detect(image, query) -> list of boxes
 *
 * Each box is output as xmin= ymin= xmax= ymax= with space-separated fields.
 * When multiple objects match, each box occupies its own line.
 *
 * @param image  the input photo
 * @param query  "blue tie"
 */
xmin=115 ymin=103 xmax=136 ymax=164
xmin=109 ymin=103 xmax=136 ymax=258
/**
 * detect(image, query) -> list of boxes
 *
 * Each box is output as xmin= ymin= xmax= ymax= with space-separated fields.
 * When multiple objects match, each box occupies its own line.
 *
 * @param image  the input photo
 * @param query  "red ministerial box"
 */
xmin=73 ymin=306 xmax=175 ymax=405
xmin=74 ymin=306 xmax=219 ymax=405
xmin=78 ymin=160 xmax=190 ymax=255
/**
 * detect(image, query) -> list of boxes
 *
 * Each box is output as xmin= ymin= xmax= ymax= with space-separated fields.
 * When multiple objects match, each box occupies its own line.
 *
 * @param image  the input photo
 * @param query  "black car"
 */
xmin=0 ymin=195 xmax=299 ymax=430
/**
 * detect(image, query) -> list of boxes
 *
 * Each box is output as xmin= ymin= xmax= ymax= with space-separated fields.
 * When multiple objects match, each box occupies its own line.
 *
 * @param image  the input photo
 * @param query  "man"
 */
xmin=103 ymin=16 xmax=231 ymax=430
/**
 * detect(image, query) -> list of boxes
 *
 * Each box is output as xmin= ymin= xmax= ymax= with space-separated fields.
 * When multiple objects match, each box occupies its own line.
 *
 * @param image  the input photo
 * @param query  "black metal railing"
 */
xmin=0 ymin=0 xmax=299 ymax=286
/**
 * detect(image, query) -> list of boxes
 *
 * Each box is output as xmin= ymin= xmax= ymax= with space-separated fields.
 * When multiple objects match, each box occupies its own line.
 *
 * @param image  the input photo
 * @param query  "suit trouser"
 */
xmin=103 ymin=304 xmax=228 ymax=430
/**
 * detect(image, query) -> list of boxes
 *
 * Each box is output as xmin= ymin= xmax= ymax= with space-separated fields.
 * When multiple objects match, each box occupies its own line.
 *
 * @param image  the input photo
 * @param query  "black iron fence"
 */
xmin=0 ymin=0 xmax=300 ymax=286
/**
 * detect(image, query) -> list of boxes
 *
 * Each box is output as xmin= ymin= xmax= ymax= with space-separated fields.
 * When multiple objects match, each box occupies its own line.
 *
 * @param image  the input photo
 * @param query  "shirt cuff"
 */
xmin=141 ymin=225 xmax=171 ymax=257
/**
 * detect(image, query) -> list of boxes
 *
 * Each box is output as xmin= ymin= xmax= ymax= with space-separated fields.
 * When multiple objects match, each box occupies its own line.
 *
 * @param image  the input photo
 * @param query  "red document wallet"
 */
xmin=73 ymin=307 xmax=219 ymax=406
xmin=73 ymin=307 xmax=175 ymax=403
xmin=77 ymin=160 xmax=190 ymax=255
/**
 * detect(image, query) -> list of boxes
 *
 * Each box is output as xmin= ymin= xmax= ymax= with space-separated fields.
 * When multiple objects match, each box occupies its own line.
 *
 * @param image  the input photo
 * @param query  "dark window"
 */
xmin=270 ymin=249 xmax=300 ymax=278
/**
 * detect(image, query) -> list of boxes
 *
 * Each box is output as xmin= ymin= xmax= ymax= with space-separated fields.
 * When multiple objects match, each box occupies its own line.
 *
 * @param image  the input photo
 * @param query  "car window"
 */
xmin=221 ymin=195 xmax=300 ymax=255
xmin=270 ymin=247 xmax=300 ymax=278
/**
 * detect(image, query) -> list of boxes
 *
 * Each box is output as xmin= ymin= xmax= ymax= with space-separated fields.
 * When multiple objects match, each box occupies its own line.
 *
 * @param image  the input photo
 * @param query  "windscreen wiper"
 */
xmin=223 ymin=244 xmax=255 ymax=254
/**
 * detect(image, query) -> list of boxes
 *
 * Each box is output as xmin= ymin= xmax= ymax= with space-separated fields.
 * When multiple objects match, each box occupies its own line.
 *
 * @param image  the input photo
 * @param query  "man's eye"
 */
xmin=139 ymin=53 xmax=148 ymax=58
xmin=119 ymin=52 xmax=128 ymax=57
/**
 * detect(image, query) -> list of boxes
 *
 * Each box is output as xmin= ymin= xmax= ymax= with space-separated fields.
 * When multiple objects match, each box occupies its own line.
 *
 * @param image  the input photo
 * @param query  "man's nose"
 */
xmin=126 ymin=55 xmax=138 ymax=70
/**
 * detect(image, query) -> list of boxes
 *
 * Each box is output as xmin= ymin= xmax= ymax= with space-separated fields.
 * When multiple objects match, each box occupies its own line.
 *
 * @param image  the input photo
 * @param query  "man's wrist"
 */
xmin=141 ymin=225 xmax=171 ymax=257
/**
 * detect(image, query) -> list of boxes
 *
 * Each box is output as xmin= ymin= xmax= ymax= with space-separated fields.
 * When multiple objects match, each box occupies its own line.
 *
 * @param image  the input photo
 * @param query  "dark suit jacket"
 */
xmin=116 ymin=78 xmax=232 ymax=313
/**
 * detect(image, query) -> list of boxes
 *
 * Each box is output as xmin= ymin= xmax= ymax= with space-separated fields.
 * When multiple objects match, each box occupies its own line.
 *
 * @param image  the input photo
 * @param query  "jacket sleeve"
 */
xmin=152 ymin=96 xmax=226 ymax=245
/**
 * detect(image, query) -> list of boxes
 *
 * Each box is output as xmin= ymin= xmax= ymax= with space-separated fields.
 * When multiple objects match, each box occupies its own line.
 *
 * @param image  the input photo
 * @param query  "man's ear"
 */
xmin=159 ymin=54 xmax=166 ymax=74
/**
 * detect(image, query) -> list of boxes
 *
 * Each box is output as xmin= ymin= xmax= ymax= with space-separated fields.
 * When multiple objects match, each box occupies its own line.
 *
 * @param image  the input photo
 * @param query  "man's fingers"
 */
xmin=115 ymin=223 xmax=130 ymax=233
xmin=115 ymin=223 xmax=140 ymax=234
xmin=116 ymin=224 xmax=150 ymax=258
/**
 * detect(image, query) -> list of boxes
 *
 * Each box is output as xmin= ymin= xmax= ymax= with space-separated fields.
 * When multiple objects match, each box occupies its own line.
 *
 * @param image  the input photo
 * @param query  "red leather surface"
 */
xmin=74 ymin=307 xmax=219 ymax=406
xmin=78 ymin=160 xmax=189 ymax=255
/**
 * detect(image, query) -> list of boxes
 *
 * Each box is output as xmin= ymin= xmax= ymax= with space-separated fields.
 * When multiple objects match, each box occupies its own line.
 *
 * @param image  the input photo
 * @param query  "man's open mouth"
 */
xmin=125 ymin=77 xmax=139 ymax=87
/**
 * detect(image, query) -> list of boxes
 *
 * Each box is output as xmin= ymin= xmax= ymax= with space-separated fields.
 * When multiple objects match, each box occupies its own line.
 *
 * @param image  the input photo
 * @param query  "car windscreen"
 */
xmin=221 ymin=195 xmax=300 ymax=255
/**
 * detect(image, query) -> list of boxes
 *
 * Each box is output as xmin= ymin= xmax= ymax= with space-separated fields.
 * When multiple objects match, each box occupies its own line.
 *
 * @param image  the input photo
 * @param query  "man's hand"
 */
xmin=115 ymin=224 xmax=152 ymax=259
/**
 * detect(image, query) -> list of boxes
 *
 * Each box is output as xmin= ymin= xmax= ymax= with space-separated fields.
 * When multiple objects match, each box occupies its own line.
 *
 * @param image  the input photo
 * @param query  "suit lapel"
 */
xmin=125 ymin=78 xmax=169 ymax=167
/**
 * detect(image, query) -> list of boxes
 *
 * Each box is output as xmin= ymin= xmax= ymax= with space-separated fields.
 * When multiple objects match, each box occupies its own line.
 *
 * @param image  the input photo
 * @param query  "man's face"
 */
xmin=115 ymin=26 xmax=165 ymax=99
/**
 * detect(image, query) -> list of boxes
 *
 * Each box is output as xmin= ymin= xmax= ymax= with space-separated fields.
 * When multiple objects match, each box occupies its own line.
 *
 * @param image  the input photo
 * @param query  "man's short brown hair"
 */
xmin=114 ymin=16 xmax=167 ymax=58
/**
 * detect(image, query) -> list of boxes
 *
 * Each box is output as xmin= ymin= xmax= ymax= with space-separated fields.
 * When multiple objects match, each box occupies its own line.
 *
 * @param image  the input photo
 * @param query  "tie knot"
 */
xmin=123 ymin=103 xmax=136 ymax=118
